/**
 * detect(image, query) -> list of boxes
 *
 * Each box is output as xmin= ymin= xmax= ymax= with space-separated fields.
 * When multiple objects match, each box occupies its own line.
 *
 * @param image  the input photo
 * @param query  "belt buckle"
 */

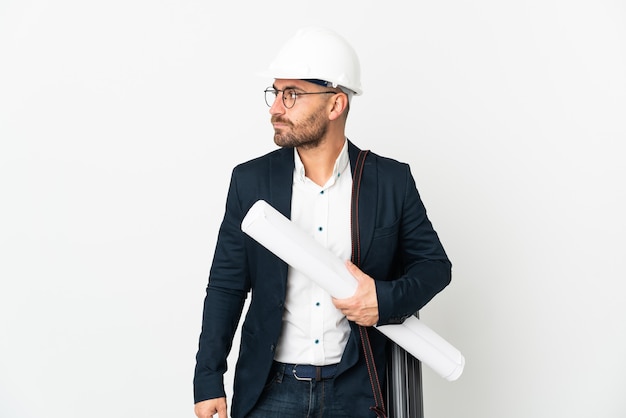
xmin=291 ymin=364 xmax=313 ymax=381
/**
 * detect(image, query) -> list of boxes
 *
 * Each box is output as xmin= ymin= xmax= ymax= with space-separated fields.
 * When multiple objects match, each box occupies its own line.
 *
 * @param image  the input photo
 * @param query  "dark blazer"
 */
xmin=194 ymin=140 xmax=451 ymax=418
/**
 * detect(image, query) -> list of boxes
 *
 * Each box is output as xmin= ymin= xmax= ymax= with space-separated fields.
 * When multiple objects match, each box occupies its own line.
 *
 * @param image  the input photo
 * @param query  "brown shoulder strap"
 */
xmin=350 ymin=149 xmax=369 ymax=265
xmin=350 ymin=150 xmax=387 ymax=418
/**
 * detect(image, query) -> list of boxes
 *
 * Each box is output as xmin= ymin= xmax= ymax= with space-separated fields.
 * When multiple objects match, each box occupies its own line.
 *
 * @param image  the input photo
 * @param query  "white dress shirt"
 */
xmin=273 ymin=140 xmax=352 ymax=366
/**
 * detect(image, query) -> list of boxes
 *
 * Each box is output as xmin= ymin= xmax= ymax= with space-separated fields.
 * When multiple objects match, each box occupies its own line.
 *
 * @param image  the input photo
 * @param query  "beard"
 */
xmin=272 ymin=108 xmax=328 ymax=150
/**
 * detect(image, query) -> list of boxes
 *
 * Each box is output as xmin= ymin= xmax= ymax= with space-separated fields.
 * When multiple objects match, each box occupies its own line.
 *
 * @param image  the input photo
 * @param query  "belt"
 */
xmin=275 ymin=362 xmax=338 ymax=382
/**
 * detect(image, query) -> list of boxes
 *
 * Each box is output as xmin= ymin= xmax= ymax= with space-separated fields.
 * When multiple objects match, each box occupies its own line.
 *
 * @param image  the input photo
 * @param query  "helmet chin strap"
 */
xmin=302 ymin=79 xmax=354 ymax=103
xmin=302 ymin=79 xmax=333 ymax=88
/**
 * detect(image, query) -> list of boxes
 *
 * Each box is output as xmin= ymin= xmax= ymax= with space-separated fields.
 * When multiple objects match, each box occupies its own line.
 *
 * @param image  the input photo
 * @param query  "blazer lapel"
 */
xmin=269 ymin=147 xmax=295 ymax=219
xmin=267 ymin=148 xmax=295 ymax=289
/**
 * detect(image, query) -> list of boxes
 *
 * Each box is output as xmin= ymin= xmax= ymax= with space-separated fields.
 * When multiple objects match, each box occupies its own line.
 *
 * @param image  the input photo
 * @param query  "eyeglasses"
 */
xmin=264 ymin=87 xmax=337 ymax=109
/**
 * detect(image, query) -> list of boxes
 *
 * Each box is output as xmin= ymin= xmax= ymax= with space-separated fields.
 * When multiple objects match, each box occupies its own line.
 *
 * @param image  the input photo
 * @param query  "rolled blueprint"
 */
xmin=241 ymin=199 xmax=465 ymax=381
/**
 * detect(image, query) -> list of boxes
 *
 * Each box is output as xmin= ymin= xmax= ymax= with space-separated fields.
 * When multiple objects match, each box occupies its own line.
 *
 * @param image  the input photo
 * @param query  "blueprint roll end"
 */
xmin=443 ymin=355 xmax=465 ymax=381
xmin=241 ymin=200 xmax=269 ymax=232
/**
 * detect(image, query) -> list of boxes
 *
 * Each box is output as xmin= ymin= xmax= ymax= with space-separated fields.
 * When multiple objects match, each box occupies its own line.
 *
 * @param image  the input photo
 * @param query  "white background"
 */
xmin=1 ymin=1 xmax=625 ymax=417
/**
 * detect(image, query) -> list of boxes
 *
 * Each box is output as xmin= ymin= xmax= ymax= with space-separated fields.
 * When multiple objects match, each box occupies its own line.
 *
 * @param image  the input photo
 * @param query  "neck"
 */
xmin=297 ymin=135 xmax=345 ymax=186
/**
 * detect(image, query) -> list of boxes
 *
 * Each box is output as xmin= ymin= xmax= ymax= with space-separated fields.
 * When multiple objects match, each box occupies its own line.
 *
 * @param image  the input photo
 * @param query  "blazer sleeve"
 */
xmin=374 ymin=163 xmax=452 ymax=325
xmin=193 ymin=168 xmax=250 ymax=403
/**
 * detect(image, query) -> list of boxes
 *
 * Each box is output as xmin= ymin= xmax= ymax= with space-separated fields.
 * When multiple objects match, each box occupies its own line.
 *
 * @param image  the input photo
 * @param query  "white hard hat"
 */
xmin=261 ymin=26 xmax=363 ymax=95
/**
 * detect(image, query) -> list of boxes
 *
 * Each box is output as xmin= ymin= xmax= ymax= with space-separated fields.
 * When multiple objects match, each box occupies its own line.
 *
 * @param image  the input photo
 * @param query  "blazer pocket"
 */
xmin=372 ymin=218 xmax=400 ymax=240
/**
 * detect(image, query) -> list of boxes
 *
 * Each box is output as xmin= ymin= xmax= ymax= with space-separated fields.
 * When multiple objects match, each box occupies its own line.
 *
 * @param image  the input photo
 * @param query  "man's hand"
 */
xmin=332 ymin=260 xmax=379 ymax=326
xmin=194 ymin=397 xmax=227 ymax=418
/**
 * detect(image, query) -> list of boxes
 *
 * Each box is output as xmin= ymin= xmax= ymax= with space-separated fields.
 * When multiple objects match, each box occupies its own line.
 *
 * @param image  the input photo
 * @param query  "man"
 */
xmin=194 ymin=26 xmax=451 ymax=418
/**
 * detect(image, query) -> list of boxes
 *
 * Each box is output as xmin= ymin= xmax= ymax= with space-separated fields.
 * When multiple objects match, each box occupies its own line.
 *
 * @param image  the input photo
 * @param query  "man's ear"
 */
xmin=328 ymin=92 xmax=349 ymax=121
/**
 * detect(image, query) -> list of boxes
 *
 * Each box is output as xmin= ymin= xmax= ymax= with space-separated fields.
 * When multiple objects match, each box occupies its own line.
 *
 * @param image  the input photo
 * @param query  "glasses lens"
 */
xmin=282 ymin=89 xmax=296 ymax=108
xmin=264 ymin=88 xmax=278 ymax=107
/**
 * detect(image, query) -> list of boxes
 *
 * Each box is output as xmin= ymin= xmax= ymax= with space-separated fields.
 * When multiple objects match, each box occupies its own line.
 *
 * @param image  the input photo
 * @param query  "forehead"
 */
xmin=272 ymin=79 xmax=314 ymax=91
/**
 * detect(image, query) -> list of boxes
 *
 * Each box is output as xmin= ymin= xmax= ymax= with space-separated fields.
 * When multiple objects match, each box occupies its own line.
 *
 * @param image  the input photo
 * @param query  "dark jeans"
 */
xmin=246 ymin=363 xmax=353 ymax=418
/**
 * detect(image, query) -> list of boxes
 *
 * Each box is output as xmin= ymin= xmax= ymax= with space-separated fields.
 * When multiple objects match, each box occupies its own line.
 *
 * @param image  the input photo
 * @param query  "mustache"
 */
xmin=271 ymin=116 xmax=291 ymax=125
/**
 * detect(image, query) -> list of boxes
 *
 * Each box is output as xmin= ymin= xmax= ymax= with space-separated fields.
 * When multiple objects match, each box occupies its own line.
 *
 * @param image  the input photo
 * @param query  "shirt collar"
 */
xmin=293 ymin=139 xmax=350 ymax=187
